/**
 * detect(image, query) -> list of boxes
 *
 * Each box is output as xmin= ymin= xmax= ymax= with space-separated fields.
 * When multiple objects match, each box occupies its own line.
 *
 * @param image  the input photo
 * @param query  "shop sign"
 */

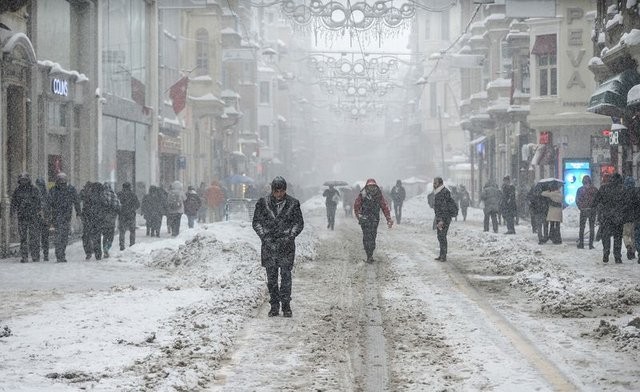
xmin=51 ymin=78 xmax=68 ymax=97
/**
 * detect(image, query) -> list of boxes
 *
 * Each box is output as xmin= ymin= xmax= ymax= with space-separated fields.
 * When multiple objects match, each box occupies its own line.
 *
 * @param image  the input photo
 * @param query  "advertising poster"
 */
xmin=563 ymin=159 xmax=591 ymax=206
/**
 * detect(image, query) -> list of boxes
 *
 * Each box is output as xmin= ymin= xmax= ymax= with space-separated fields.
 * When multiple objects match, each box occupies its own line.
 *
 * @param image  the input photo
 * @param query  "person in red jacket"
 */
xmin=576 ymin=175 xmax=598 ymax=249
xmin=353 ymin=178 xmax=393 ymax=263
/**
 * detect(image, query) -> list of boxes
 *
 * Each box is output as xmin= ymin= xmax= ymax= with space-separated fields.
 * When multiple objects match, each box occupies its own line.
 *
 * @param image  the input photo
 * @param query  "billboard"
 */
xmin=563 ymin=159 xmax=591 ymax=207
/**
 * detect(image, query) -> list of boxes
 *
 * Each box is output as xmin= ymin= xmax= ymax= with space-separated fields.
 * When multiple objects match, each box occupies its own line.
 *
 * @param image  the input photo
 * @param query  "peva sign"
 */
xmin=51 ymin=78 xmax=68 ymax=97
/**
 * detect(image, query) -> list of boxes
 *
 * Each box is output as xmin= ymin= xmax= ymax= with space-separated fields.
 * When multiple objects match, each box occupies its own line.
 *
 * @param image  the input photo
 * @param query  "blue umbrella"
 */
xmin=224 ymin=174 xmax=255 ymax=185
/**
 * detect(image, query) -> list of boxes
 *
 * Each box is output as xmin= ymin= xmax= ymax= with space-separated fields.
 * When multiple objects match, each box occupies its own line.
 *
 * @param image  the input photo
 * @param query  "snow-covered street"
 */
xmin=1 ymin=193 xmax=640 ymax=391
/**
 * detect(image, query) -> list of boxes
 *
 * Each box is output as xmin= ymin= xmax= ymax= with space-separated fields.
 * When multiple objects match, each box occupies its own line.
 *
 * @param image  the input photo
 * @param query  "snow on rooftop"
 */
xmin=606 ymin=13 xmax=623 ymax=30
xmin=588 ymin=56 xmax=604 ymax=66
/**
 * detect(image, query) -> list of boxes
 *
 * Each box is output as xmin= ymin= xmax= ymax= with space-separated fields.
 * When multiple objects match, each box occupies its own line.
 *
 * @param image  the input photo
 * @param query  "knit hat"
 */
xmin=365 ymin=178 xmax=377 ymax=186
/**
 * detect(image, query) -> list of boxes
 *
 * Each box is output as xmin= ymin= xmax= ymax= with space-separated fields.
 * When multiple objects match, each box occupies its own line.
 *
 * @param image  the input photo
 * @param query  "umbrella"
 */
xmin=538 ymin=178 xmax=564 ymax=184
xmin=323 ymin=180 xmax=349 ymax=187
xmin=536 ymin=178 xmax=564 ymax=192
xmin=224 ymin=174 xmax=255 ymax=185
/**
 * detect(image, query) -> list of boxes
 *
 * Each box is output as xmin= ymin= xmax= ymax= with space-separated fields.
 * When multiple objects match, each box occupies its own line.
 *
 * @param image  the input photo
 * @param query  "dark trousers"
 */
xmin=483 ymin=211 xmax=498 ymax=232
xmin=119 ymin=217 xmax=136 ymax=249
xmin=53 ymin=221 xmax=70 ymax=262
xmin=503 ymin=213 xmax=515 ymax=233
xmin=147 ymin=215 xmax=162 ymax=236
xmin=360 ymin=219 xmax=380 ymax=259
xmin=326 ymin=203 xmax=337 ymax=230
xmin=186 ymin=214 xmax=196 ymax=228
xmin=82 ymin=217 xmax=92 ymax=257
xmin=40 ymin=220 xmax=49 ymax=259
xmin=89 ymin=224 xmax=103 ymax=259
xmin=393 ymin=201 xmax=403 ymax=224
xmin=266 ymin=264 xmax=293 ymax=305
xmin=602 ymin=223 xmax=624 ymax=259
xmin=18 ymin=218 xmax=40 ymax=261
xmin=578 ymin=209 xmax=596 ymax=246
xmin=102 ymin=223 xmax=115 ymax=251
xmin=461 ymin=206 xmax=468 ymax=221
xmin=534 ymin=213 xmax=549 ymax=243
xmin=548 ymin=221 xmax=562 ymax=243
xmin=437 ymin=220 xmax=450 ymax=258
xmin=168 ymin=213 xmax=182 ymax=236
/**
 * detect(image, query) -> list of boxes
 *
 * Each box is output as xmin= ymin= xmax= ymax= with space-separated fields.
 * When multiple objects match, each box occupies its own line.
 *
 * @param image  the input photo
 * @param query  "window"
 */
xmin=259 ymin=81 xmax=270 ymax=104
xmin=520 ymin=59 xmax=530 ymax=94
xmin=441 ymin=10 xmax=449 ymax=40
xmin=196 ymin=28 xmax=209 ymax=75
xmin=531 ymin=34 xmax=557 ymax=96
xmin=424 ymin=14 xmax=430 ymax=40
xmin=500 ymin=39 xmax=512 ymax=76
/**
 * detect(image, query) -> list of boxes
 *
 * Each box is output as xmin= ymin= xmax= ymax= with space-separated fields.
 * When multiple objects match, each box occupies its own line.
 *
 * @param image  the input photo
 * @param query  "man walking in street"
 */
xmin=353 ymin=178 xmax=393 ymax=263
xmin=48 ymin=173 xmax=81 ymax=263
xmin=433 ymin=177 xmax=457 ymax=262
xmin=118 ymin=182 xmax=140 ymax=251
xmin=10 ymin=173 xmax=42 ymax=263
xmin=322 ymin=184 xmax=340 ymax=230
xmin=500 ymin=176 xmax=517 ymax=234
xmin=576 ymin=175 xmax=597 ymax=249
xmin=594 ymin=173 xmax=626 ymax=263
xmin=252 ymin=176 xmax=304 ymax=317
xmin=390 ymin=179 xmax=406 ymax=224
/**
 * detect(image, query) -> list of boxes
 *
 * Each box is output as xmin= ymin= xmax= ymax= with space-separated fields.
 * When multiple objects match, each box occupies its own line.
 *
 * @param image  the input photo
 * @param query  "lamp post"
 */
xmin=438 ymin=105 xmax=446 ymax=179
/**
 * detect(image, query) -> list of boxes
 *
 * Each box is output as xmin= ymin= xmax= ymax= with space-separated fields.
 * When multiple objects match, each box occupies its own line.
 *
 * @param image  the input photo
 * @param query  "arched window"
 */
xmin=196 ymin=28 xmax=209 ymax=75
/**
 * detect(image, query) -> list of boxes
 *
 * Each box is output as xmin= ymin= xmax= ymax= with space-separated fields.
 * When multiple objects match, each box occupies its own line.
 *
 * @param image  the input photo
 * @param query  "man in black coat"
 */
xmin=10 ymin=173 xmax=42 ymax=263
xmin=390 ymin=179 xmax=406 ymax=224
xmin=353 ymin=178 xmax=393 ymax=263
xmin=118 ymin=182 xmax=140 ymax=250
xmin=35 ymin=178 xmax=50 ymax=261
xmin=47 ymin=172 xmax=81 ymax=263
xmin=594 ymin=173 xmax=626 ymax=263
xmin=322 ymin=185 xmax=340 ymax=230
xmin=500 ymin=175 xmax=517 ymax=234
xmin=252 ymin=176 xmax=304 ymax=317
xmin=433 ymin=177 xmax=455 ymax=262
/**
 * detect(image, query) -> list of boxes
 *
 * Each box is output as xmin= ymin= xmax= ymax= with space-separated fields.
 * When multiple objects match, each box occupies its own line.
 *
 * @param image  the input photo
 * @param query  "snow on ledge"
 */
xmin=38 ymin=60 xmax=89 ymax=82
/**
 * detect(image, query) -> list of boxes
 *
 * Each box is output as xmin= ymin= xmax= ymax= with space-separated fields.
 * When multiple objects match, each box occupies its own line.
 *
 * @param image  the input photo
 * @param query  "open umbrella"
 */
xmin=323 ymin=180 xmax=349 ymax=187
xmin=224 ymin=174 xmax=255 ymax=185
xmin=536 ymin=178 xmax=564 ymax=192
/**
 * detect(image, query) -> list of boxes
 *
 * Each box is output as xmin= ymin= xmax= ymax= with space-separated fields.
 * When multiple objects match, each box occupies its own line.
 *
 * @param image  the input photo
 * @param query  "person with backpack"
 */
xmin=432 ymin=177 xmax=457 ymax=262
xmin=353 ymin=178 xmax=393 ymax=263
xmin=166 ymin=180 xmax=186 ymax=236
xmin=184 ymin=185 xmax=202 ymax=228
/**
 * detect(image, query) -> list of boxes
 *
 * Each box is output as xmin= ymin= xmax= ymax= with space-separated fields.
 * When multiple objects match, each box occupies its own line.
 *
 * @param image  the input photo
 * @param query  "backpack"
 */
xmin=447 ymin=196 xmax=459 ymax=218
xmin=167 ymin=192 xmax=182 ymax=209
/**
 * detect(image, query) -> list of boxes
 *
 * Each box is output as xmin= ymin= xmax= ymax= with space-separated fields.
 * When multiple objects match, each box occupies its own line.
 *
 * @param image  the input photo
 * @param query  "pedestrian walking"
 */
xmin=480 ymin=181 xmax=501 ymax=233
xmin=166 ymin=180 xmax=186 ymax=236
xmin=458 ymin=185 xmax=470 ymax=221
xmin=197 ymin=181 xmax=208 ymax=223
xmin=79 ymin=181 xmax=94 ymax=259
xmin=541 ymin=182 xmax=563 ymax=244
xmin=35 ymin=178 xmax=50 ymax=261
xmin=322 ymin=185 xmax=340 ymax=230
xmin=117 ymin=182 xmax=140 ymax=250
xmin=594 ymin=173 xmax=625 ymax=263
xmin=83 ymin=182 xmax=109 ymax=260
xmin=252 ymin=176 xmax=304 ymax=317
xmin=206 ymin=180 xmax=225 ymax=222
xmin=622 ymin=176 xmax=637 ymax=259
xmin=576 ymin=175 xmax=598 ymax=249
xmin=390 ymin=179 xmax=406 ymax=224
xmin=184 ymin=185 xmax=202 ymax=228
xmin=500 ymin=176 xmax=517 ymax=234
xmin=101 ymin=183 xmax=121 ymax=258
xmin=353 ymin=178 xmax=393 ymax=263
xmin=10 ymin=173 xmax=42 ymax=263
xmin=141 ymin=186 xmax=164 ymax=237
xmin=432 ymin=177 xmax=457 ymax=261
xmin=47 ymin=173 xmax=81 ymax=263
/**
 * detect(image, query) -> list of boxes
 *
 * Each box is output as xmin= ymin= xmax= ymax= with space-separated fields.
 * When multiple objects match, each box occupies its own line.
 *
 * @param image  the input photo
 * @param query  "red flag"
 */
xmin=131 ymin=77 xmax=145 ymax=107
xmin=169 ymin=76 xmax=188 ymax=114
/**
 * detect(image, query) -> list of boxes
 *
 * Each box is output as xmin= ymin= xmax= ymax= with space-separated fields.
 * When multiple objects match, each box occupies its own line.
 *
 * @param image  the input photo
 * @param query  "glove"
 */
xmin=437 ymin=220 xmax=444 ymax=230
xmin=387 ymin=219 xmax=393 ymax=229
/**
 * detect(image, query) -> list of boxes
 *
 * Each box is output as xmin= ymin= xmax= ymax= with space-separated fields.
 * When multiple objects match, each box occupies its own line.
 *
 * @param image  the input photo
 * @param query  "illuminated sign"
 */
xmin=563 ymin=159 xmax=591 ymax=207
xmin=51 ymin=78 xmax=68 ymax=97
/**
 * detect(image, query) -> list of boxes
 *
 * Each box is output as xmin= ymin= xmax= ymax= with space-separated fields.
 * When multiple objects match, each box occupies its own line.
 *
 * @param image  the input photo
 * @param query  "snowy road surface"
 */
xmin=1 ymin=193 xmax=639 ymax=391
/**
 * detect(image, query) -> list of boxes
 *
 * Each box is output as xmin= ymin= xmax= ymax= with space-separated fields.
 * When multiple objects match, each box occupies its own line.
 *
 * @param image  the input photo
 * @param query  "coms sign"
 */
xmin=51 ymin=78 xmax=68 ymax=97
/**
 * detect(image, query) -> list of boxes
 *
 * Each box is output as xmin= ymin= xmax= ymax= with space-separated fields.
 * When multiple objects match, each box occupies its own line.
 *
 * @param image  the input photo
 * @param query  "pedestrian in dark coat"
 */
xmin=79 ymin=181 xmax=94 ymax=259
xmin=35 ymin=178 xmax=50 ymax=261
xmin=500 ymin=176 xmax=517 ymax=234
xmin=10 ymin=173 xmax=42 ymax=263
xmin=118 ymin=182 xmax=140 ymax=250
xmin=528 ymin=183 xmax=550 ymax=243
xmin=594 ymin=173 xmax=626 ymax=263
xmin=622 ymin=176 xmax=637 ymax=260
xmin=197 ymin=182 xmax=208 ymax=223
xmin=252 ymin=176 xmax=304 ymax=318
xmin=353 ymin=178 xmax=393 ymax=263
xmin=541 ymin=183 xmax=563 ymax=244
xmin=102 ymin=183 xmax=121 ymax=257
xmin=480 ymin=182 xmax=501 ymax=233
xmin=166 ymin=180 xmax=186 ymax=236
xmin=390 ymin=179 xmax=406 ymax=224
xmin=141 ymin=186 xmax=164 ymax=237
xmin=433 ymin=177 xmax=455 ymax=261
xmin=322 ymin=185 xmax=340 ymax=230
xmin=576 ymin=175 xmax=597 ymax=249
xmin=83 ymin=182 xmax=110 ymax=260
xmin=47 ymin=172 xmax=81 ymax=263
xmin=184 ymin=186 xmax=202 ymax=228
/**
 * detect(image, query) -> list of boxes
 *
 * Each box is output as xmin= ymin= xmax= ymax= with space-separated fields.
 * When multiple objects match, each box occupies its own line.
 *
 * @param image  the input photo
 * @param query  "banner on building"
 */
xmin=169 ymin=76 xmax=189 ymax=114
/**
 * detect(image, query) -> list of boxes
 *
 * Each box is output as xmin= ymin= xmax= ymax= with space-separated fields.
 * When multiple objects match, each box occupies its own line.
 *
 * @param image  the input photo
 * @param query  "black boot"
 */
xmin=282 ymin=302 xmax=292 ymax=318
xmin=268 ymin=303 xmax=279 ymax=317
xmin=627 ymin=246 xmax=635 ymax=260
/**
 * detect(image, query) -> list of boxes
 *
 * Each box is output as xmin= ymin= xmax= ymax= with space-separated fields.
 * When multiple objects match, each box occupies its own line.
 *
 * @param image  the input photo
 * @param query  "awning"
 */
xmin=469 ymin=135 xmax=487 ymax=145
xmin=628 ymin=84 xmax=640 ymax=106
xmin=587 ymin=70 xmax=640 ymax=117
xmin=531 ymin=34 xmax=556 ymax=55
